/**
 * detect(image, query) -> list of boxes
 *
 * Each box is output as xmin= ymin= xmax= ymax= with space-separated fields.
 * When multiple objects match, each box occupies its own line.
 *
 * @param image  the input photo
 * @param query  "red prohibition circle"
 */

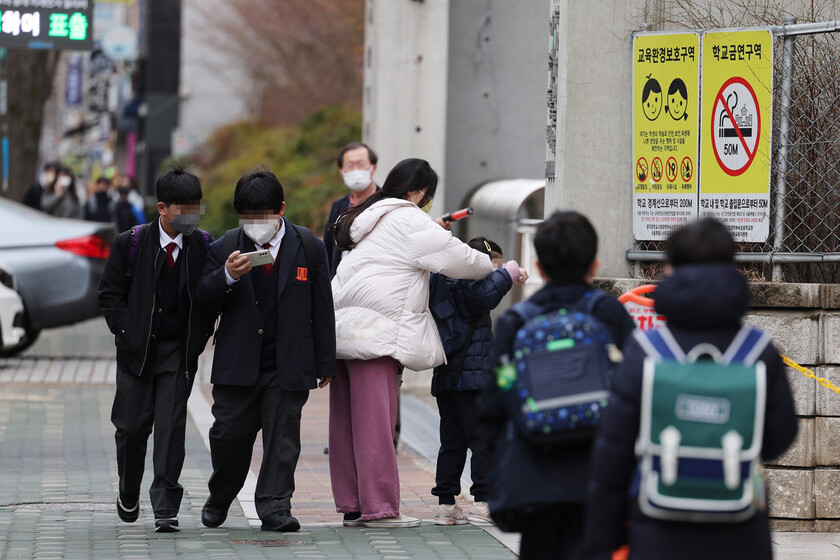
xmin=636 ymin=157 xmax=648 ymax=182
xmin=711 ymin=76 xmax=761 ymax=177
xmin=666 ymin=156 xmax=678 ymax=183
xmin=681 ymin=156 xmax=694 ymax=182
xmin=651 ymin=157 xmax=663 ymax=183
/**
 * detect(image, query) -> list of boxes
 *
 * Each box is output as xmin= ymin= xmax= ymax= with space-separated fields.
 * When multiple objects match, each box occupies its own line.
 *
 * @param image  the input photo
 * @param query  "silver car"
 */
xmin=0 ymin=197 xmax=116 ymax=356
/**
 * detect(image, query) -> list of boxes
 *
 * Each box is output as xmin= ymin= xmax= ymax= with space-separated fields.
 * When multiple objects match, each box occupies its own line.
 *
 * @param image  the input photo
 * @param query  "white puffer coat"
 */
xmin=332 ymin=198 xmax=495 ymax=370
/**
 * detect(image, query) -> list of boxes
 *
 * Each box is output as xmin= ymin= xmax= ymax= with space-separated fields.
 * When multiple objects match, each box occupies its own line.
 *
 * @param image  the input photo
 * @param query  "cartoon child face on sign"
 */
xmin=665 ymin=78 xmax=689 ymax=121
xmin=641 ymin=75 xmax=662 ymax=121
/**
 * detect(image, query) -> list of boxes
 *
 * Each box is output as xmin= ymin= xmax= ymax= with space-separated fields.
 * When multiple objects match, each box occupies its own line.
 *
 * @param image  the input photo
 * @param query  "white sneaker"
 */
xmin=468 ymin=501 xmax=493 ymax=526
xmin=363 ymin=513 xmax=421 ymax=528
xmin=434 ymin=504 xmax=469 ymax=526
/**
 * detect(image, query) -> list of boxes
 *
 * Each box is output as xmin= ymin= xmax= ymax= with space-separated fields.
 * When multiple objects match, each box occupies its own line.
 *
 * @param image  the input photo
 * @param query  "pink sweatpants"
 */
xmin=328 ymin=357 xmax=400 ymax=520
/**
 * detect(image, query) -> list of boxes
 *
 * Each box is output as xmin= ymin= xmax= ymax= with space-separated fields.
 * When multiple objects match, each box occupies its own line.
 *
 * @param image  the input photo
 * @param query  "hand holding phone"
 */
xmin=241 ymin=249 xmax=275 ymax=267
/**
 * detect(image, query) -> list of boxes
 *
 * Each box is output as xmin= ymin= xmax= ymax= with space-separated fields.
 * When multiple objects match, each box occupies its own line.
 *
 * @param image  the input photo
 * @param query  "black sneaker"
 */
xmin=155 ymin=518 xmax=180 ymax=533
xmin=116 ymin=497 xmax=139 ymax=523
xmin=343 ymin=512 xmax=363 ymax=527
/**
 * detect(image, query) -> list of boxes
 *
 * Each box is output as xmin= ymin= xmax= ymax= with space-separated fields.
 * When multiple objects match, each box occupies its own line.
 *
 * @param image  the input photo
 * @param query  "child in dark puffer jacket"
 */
xmin=429 ymin=237 xmax=526 ymax=526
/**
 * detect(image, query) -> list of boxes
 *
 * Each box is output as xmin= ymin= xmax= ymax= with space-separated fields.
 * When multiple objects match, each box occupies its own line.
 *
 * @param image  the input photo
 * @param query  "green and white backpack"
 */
xmin=634 ymin=324 xmax=770 ymax=523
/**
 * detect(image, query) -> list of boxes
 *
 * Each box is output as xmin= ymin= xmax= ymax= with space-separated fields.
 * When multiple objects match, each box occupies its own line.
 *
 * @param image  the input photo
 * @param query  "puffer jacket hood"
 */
xmin=333 ymin=198 xmax=495 ymax=371
xmin=654 ymin=263 xmax=749 ymax=330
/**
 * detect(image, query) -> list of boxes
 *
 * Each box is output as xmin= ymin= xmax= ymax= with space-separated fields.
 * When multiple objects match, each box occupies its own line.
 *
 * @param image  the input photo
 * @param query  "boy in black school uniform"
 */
xmin=99 ymin=166 xmax=215 ymax=533
xmin=196 ymin=169 xmax=335 ymax=533
xmin=480 ymin=211 xmax=636 ymax=560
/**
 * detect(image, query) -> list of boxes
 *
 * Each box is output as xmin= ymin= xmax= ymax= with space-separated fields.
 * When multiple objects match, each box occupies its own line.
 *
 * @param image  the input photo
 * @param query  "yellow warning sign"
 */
xmin=633 ymin=32 xmax=699 ymax=240
xmin=700 ymin=29 xmax=773 ymax=242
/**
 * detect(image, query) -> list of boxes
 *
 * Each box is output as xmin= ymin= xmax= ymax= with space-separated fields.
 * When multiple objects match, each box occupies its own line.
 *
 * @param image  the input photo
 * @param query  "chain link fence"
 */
xmin=632 ymin=21 xmax=840 ymax=283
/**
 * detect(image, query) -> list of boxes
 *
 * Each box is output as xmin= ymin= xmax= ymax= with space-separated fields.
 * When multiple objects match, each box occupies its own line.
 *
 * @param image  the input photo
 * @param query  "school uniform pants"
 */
xmin=329 ymin=357 xmax=401 ymax=521
xmin=111 ymin=366 xmax=194 ymax=518
xmin=518 ymin=503 xmax=585 ymax=560
xmin=431 ymin=390 xmax=490 ymax=504
xmin=207 ymin=370 xmax=309 ymax=520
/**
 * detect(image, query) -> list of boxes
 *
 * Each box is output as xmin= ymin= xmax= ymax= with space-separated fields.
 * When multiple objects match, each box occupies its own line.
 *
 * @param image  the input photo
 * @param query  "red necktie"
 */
xmin=165 ymin=242 xmax=177 ymax=269
xmin=262 ymin=243 xmax=274 ymax=275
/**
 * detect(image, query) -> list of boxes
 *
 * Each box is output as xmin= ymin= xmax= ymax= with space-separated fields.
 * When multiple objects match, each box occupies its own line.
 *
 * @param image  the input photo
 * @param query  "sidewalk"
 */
xmin=0 ymin=356 xmax=515 ymax=559
xmin=1 ymin=353 xmax=839 ymax=558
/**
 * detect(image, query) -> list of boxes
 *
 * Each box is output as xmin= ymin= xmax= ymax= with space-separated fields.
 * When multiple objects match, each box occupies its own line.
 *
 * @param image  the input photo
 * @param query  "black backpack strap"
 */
xmin=510 ymin=300 xmax=544 ymax=325
xmin=292 ymin=224 xmax=320 ymax=281
xmin=222 ymin=227 xmax=241 ymax=260
xmin=583 ymin=289 xmax=609 ymax=314
xmin=125 ymin=223 xmax=146 ymax=278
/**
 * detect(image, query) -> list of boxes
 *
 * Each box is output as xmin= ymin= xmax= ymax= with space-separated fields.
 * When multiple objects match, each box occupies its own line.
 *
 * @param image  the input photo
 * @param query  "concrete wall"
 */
xmin=443 ymin=1 xmax=547 ymax=212
xmin=549 ymin=0 xmax=646 ymax=278
xmin=363 ymin=0 xmax=450 ymax=203
xmin=363 ymin=0 xmax=546 ymax=219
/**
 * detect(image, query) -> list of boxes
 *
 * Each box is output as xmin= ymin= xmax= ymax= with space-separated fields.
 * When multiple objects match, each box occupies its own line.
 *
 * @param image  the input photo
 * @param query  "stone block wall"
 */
xmin=595 ymin=279 xmax=840 ymax=531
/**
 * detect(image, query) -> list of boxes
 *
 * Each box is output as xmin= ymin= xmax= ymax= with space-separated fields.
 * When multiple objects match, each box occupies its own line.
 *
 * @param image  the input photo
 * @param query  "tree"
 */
xmin=195 ymin=0 xmax=365 ymax=126
xmin=3 ymin=49 xmax=60 ymax=202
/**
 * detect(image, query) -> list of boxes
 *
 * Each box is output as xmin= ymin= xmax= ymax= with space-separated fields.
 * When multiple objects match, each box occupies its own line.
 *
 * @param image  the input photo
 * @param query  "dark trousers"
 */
xmin=208 ymin=370 xmax=309 ymax=520
xmin=518 ymin=503 xmax=585 ymax=560
xmin=111 ymin=367 xmax=194 ymax=518
xmin=431 ymin=390 xmax=489 ymax=504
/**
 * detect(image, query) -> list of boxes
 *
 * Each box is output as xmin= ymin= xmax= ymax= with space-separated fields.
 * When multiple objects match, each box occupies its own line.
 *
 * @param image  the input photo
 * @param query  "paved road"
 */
xmin=2 ymin=320 xmax=839 ymax=558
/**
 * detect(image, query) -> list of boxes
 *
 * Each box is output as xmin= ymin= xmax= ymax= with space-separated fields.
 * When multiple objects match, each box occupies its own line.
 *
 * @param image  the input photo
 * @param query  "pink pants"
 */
xmin=329 ymin=357 xmax=400 ymax=520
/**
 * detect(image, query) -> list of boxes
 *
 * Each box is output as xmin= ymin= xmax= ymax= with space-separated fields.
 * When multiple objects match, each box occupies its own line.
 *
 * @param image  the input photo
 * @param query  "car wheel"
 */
xmin=0 ymin=324 xmax=40 ymax=357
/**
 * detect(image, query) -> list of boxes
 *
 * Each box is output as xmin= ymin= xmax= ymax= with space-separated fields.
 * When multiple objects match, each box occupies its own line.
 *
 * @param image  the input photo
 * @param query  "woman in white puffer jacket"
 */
xmin=328 ymin=158 xmax=517 ymax=529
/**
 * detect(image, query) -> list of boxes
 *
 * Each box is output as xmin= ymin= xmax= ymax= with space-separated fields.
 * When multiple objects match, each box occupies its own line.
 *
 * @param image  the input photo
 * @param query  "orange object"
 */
xmin=618 ymin=284 xmax=666 ymax=331
xmin=612 ymin=545 xmax=630 ymax=560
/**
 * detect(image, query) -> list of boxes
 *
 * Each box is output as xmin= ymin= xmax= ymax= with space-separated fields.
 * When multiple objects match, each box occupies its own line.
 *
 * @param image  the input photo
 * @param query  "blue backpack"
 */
xmin=495 ymin=290 xmax=621 ymax=445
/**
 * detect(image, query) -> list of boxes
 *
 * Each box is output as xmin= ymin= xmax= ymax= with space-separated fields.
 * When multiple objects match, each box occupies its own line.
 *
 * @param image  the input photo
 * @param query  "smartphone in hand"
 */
xmin=241 ymin=249 xmax=274 ymax=267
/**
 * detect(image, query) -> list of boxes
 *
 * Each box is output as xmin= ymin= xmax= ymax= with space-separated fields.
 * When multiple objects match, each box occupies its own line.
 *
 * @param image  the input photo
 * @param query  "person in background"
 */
xmin=23 ymin=161 xmax=60 ymax=211
xmin=323 ymin=142 xmax=379 ymax=279
xmin=114 ymin=185 xmax=140 ymax=233
xmin=430 ymin=237 xmax=526 ymax=527
xmin=86 ymin=177 xmax=114 ymax=223
xmin=41 ymin=167 xmax=83 ymax=219
xmin=121 ymin=175 xmax=147 ymax=226
xmin=329 ymin=158 xmax=497 ymax=529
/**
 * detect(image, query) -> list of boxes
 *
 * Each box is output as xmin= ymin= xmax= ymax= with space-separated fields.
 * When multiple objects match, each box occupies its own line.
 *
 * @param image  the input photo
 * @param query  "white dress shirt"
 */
xmin=159 ymin=220 xmax=184 ymax=260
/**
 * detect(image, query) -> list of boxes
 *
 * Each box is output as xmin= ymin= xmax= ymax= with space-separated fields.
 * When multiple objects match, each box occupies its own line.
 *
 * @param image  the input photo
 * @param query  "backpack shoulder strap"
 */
xmin=292 ymin=224 xmax=320 ymax=279
xmin=583 ymin=289 xmax=609 ymax=315
xmin=721 ymin=325 xmax=771 ymax=366
xmin=634 ymin=325 xmax=686 ymax=363
xmin=125 ymin=223 xmax=147 ymax=278
xmin=222 ymin=227 xmax=241 ymax=259
xmin=198 ymin=229 xmax=212 ymax=253
xmin=510 ymin=300 xmax=545 ymax=326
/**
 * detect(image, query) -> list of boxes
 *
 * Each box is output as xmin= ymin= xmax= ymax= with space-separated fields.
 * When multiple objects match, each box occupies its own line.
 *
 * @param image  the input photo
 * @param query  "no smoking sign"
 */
xmin=711 ymin=76 xmax=761 ymax=176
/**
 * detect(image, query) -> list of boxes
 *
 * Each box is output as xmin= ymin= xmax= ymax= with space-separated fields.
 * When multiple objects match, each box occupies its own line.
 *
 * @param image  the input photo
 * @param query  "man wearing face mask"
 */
xmin=196 ymin=168 xmax=335 ymax=533
xmin=323 ymin=142 xmax=379 ymax=278
xmin=99 ymin=166 xmax=215 ymax=533
xmin=23 ymin=161 xmax=60 ymax=210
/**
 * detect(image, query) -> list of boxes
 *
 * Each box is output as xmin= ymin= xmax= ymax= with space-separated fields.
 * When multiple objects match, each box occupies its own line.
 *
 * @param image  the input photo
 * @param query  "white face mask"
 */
xmin=241 ymin=219 xmax=279 ymax=246
xmin=41 ymin=172 xmax=55 ymax=186
xmin=59 ymin=176 xmax=72 ymax=188
xmin=342 ymin=169 xmax=372 ymax=192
